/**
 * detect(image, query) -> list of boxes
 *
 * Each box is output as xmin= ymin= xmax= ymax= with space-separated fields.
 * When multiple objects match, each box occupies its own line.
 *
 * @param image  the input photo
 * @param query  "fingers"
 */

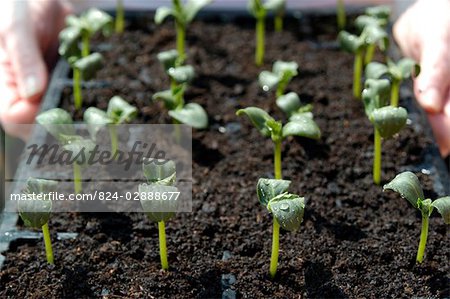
xmin=413 ymin=40 xmax=450 ymax=114
xmin=3 ymin=3 xmax=48 ymax=103
xmin=427 ymin=113 xmax=450 ymax=157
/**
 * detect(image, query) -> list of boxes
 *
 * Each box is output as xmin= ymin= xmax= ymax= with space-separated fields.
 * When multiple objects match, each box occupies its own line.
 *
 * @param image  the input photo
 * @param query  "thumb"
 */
xmin=414 ymin=41 xmax=450 ymax=114
xmin=4 ymin=5 xmax=47 ymax=102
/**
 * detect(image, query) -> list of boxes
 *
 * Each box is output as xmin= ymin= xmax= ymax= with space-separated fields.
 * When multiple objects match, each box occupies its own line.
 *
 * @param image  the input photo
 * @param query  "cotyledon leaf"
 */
xmin=383 ymin=171 xmax=425 ymax=209
xmin=267 ymin=193 xmax=306 ymax=231
xmin=432 ymin=196 xmax=450 ymax=224
xmin=256 ymin=178 xmax=291 ymax=207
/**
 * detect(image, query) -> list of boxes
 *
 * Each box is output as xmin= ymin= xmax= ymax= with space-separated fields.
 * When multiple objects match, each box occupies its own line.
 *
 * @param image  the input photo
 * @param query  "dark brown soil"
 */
xmin=1 ymin=14 xmax=449 ymax=299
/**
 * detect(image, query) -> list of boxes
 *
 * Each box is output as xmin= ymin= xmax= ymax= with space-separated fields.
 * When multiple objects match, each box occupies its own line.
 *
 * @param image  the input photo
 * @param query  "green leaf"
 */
xmin=264 ymin=0 xmax=286 ymax=12
xmin=383 ymin=171 xmax=425 ymax=209
xmin=355 ymin=15 xmax=386 ymax=32
xmin=397 ymin=58 xmax=420 ymax=80
xmin=58 ymin=26 xmax=82 ymax=59
xmin=248 ymin=0 xmax=266 ymax=18
xmin=256 ymin=178 xmax=291 ymax=207
xmin=73 ymin=52 xmax=103 ymax=80
xmin=265 ymin=118 xmax=283 ymax=141
xmin=83 ymin=107 xmax=112 ymax=139
xmin=371 ymin=106 xmax=407 ymax=139
xmin=168 ymin=65 xmax=195 ymax=84
xmin=155 ymin=6 xmax=173 ymax=24
xmin=36 ymin=108 xmax=75 ymax=141
xmin=276 ymin=92 xmax=302 ymax=116
xmin=282 ymin=115 xmax=321 ymax=140
xmin=139 ymin=184 xmax=178 ymax=222
xmin=157 ymin=49 xmax=179 ymax=71
xmin=338 ymin=31 xmax=363 ymax=53
xmin=107 ymin=96 xmax=138 ymax=124
xmin=432 ymin=197 xmax=450 ymax=224
xmin=273 ymin=60 xmax=298 ymax=77
xmin=365 ymin=5 xmax=391 ymax=21
xmin=259 ymin=71 xmax=280 ymax=91
xmin=236 ymin=107 xmax=274 ymax=138
xmin=62 ymin=137 xmax=96 ymax=165
xmin=184 ymin=0 xmax=213 ymax=23
xmin=365 ymin=62 xmax=389 ymax=79
xmin=142 ymin=158 xmax=176 ymax=185
xmin=362 ymin=78 xmax=391 ymax=117
xmin=268 ymin=194 xmax=306 ymax=231
xmin=362 ymin=25 xmax=388 ymax=51
xmin=18 ymin=178 xmax=57 ymax=228
xmin=153 ymin=89 xmax=182 ymax=111
xmin=83 ymin=8 xmax=113 ymax=36
xmin=169 ymin=103 xmax=208 ymax=129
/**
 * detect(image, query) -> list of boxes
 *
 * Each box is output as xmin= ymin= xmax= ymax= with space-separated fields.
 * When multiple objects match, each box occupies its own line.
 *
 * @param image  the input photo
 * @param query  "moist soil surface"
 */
xmin=1 ymin=14 xmax=449 ymax=298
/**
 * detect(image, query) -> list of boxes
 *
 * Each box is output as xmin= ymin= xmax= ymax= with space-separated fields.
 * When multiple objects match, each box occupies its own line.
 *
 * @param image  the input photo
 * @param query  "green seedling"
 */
xmin=336 ymin=0 xmax=346 ymax=31
xmin=338 ymin=24 xmax=388 ymax=99
xmin=355 ymin=5 xmax=391 ymax=65
xmin=259 ymin=60 xmax=298 ymax=98
xmin=237 ymin=107 xmax=320 ymax=179
xmin=36 ymin=108 xmax=95 ymax=194
xmin=116 ymin=0 xmax=125 ymax=33
xmin=276 ymin=92 xmax=314 ymax=118
xmin=248 ymin=0 xmax=285 ymax=66
xmin=384 ymin=171 xmax=450 ymax=263
xmin=140 ymin=159 xmax=179 ymax=270
xmin=257 ymin=178 xmax=306 ymax=278
xmin=154 ymin=52 xmax=208 ymax=131
xmin=18 ymin=178 xmax=58 ymax=264
xmin=272 ymin=0 xmax=286 ymax=32
xmin=155 ymin=0 xmax=212 ymax=63
xmin=59 ymin=8 xmax=113 ymax=58
xmin=84 ymin=96 xmax=137 ymax=158
xmin=362 ymin=79 xmax=408 ymax=185
xmin=365 ymin=59 xmax=420 ymax=107
xmin=58 ymin=9 xmax=111 ymax=110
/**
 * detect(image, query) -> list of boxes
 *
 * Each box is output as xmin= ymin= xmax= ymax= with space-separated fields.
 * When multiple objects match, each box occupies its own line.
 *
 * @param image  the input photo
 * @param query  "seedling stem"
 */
xmin=275 ymin=15 xmax=283 ymax=32
xmin=42 ymin=223 xmax=54 ymax=264
xmin=159 ymin=221 xmax=169 ymax=270
xmin=108 ymin=125 xmax=119 ymax=159
xmin=364 ymin=44 xmax=375 ymax=66
xmin=73 ymin=69 xmax=82 ymax=110
xmin=391 ymin=79 xmax=400 ymax=107
xmin=82 ymin=34 xmax=90 ymax=57
xmin=373 ymin=128 xmax=382 ymax=185
xmin=353 ymin=48 xmax=363 ymax=99
xmin=115 ymin=0 xmax=124 ymax=33
xmin=256 ymin=15 xmax=265 ymax=66
xmin=274 ymin=139 xmax=282 ymax=180
xmin=270 ymin=219 xmax=280 ymax=278
xmin=417 ymin=215 xmax=429 ymax=263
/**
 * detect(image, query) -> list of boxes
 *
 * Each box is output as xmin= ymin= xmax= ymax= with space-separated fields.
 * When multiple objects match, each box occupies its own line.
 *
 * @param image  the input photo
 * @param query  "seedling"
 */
xmin=139 ymin=159 xmax=179 ymax=270
xmin=259 ymin=60 xmax=298 ymax=98
xmin=336 ymin=0 xmax=346 ymax=31
xmin=84 ymin=96 xmax=137 ymax=158
xmin=36 ymin=108 xmax=95 ymax=193
xmin=59 ymin=8 xmax=113 ymax=58
xmin=256 ymin=178 xmax=306 ymax=278
xmin=115 ymin=0 xmax=125 ymax=33
xmin=154 ymin=52 xmax=208 ymax=131
xmin=384 ymin=171 xmax=450 ymax=263
xmin=248 ymin=0 xmax=285 ymax=66
xmin=355 ymin=5 xmax=391 ymax=65
xmin=18 ymin=178 xmax=58 ymax=264
xmin=155 ymin=0 xmax=212 ymax=63
xmin=236 ymin=107 xmax=320 ymax=179
xmin=365 ymin=59 xmax=420 ymax=107
xmin=362 ymin=79 xmax=408 ymax=185
xmin=338 ymin=24 xmax=388 ymax=98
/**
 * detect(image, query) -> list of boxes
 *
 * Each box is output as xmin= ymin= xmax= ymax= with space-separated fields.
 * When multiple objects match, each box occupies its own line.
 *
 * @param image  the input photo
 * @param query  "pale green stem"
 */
xmin=353 ymin=49 xmax=363 ymax=99
xmin=73 ymin=68 xmax=82 ymax=110
xmin=391 ymin=79 xmax=400 ymax=107
xmin=159 ymin=221 xmax=169 ymax=270
xmin=73 ymin=162 xmax=82 ymax=194
xmin=337 ymin=0 xmax=346 ymax=31
xmin=364 ymin=44 xmax=375 ymax=66
xmin=416 ymin=216 xmax=429 ymax=263
xmin=256 ymin=16 xmax=265 ymax=66
xmin=172 ymin=118 xmax=181 ymax=144
xmin=109 ymin=125 xmax=118 ymax=159
xmin=274 ymin=14 xmax=283 ymax=32
xmin=115 ymin=0 xmax=124 ymax=33
xmin=274 ymin=139 xmax=282 ymax=180
xmin=82 ymin=34 xmax=90 ymax=57
xmin=373 ymin=128 xmax=382 ymax=185
xmin=42 ymin=223 xmax=54 ymax=265
xmin=269 ymin=218 xmax=280 ymax=278
xmin=175 ymin=20 xmax=186 ymax=64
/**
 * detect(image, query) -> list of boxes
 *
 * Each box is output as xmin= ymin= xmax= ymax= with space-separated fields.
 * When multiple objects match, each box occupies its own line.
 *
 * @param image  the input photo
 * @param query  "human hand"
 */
xmin=394 ymin=0 xmax=450 ymax=157
xmin=0 ymin=0 xmax=72 ymax=140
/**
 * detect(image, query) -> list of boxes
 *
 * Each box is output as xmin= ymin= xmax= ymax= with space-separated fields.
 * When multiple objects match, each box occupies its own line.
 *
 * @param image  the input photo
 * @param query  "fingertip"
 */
xmin=415 ymin=85 xmax=445 ymax=114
